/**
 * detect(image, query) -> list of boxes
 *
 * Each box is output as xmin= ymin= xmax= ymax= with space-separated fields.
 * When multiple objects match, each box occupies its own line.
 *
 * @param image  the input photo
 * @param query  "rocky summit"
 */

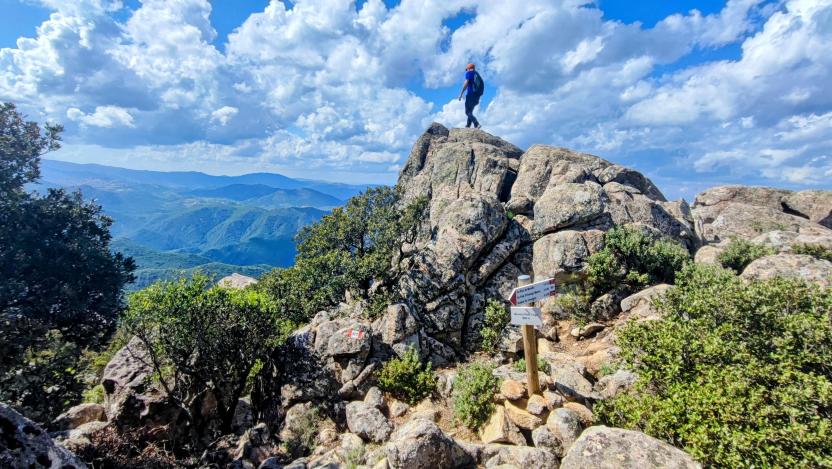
xmin=5 ymin=124 xmax=832 ymax=468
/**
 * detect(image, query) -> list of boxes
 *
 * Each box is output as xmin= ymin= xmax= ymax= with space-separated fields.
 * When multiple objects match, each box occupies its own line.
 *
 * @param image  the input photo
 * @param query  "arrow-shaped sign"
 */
xmin=508 ymin=278 xmax=556 ymax=305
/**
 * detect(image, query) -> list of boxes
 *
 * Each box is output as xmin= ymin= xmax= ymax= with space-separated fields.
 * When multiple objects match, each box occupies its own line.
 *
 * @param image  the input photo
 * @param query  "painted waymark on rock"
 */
xmin=508 ymin=277 xmax=556 ymax=305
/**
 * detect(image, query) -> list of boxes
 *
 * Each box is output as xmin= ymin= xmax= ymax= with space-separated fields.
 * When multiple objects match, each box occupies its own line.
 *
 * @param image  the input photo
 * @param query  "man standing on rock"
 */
xmin=458 ymin=63 xmax=483 ymax=129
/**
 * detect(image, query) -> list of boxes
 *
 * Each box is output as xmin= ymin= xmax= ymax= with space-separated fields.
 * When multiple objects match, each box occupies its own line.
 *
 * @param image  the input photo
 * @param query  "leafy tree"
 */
xmin=258 ymin=188 xmax=427 ymax=322
xmin=717 ymin=238 xmax=775 ymax=273
xmin=0 ymin=102 xmax=62 ymax=198
xmin=123 ymin=274 xmax=294 ymax=436
xmin=596 ymin=263 xmax=832 ymax=468
xmin=0 ymin=102 xmax=135 ymax=422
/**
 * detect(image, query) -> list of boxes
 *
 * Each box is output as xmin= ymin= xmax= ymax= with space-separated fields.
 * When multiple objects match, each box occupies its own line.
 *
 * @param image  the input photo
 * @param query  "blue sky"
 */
xmin=1 ymin=0 xmax=831 ymax=201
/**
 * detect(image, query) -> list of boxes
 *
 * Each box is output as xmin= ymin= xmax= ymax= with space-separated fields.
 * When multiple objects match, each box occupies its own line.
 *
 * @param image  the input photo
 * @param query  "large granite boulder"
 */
xmin=345 ymin=401 xmax=392 ymax=443
xmin=740 ymin=254 xmax=832 ymax=287
xmin=693 ymin=186 xmax=832 ymax=243
xmin=561 ymin=426 xmax=701 ymax=469
xmin=481 ymin=444 xmax=559 ymax=468
xmin=100 ymin=337 xmax=181 ymax=430
xmin=0 ymin=402 xmax=86 ymax=468
xmin=385 ymin=418 xmax=474 ymax=469
xmin=52 ymin=403 xmax=106 ymax=431
xmin=783 ymin=190 xmax=832 ymax=228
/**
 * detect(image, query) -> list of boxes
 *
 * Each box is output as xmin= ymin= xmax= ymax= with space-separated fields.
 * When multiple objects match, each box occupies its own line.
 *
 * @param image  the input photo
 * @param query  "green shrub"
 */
xmin=282 ymin=405 xmax=321 ymax=459
xmin=717 ymin=238 xmax=775 ymax=272
xmin=791 ymin=243 xmax=832 ymax=262
xmin=586 ymin=226 xmax=690 ymax=295
xmin=553 ymin=286 xmax=593 ymax=324
xmin=377 ymin=348 xmax=437 ymax=404
xmin=82 ymin=384 xmax=105 ymax=404
xmin=453 ymin=361 xmax=499 ymax=429
xmin=513 ymin=357 xmax=550 ymax=374
xmin=480 ymin=299 xmax=509 ymax=353
xmin=123 ymin=274 xmax=294 ymax=436
xmin=596 ymin=263 xmax=832 ymax=468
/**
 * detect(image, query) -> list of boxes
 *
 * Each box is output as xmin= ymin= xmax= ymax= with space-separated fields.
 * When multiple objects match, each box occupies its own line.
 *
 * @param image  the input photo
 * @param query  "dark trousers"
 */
xmin=465 ymin=94 xmax=480 ymax=128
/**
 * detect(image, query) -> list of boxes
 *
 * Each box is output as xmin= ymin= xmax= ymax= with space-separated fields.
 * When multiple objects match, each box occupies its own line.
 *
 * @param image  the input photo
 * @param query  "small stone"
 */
xmin=504 ymin=400 xmax=543 ymax=430
xmin=411 ymin=400 xmax=441 ymax=422
xmin=364 ymin=386 xmax=385 ymax=409
xmin=543 ymin=390 xmax=564 ymax=409
xmin=578 ymin=323 xmax=604 ymax=339
xmin=537 ymin=338 xmax=554 ymax=354
xmin=594 ymin=370 xmax=638 ymax=400
xmin=531 ymin=425 xmax=562 ymax=454
xmin=479 ymin=406 xmax=526 ymax=446
xmin=570 ymin=327 xmax=581 ymax=338
xmin=390 ymin=401 xmax=409 ymax=418
xmin=545 ymin=408 xmax=582 ymax=457
xmin=563 ymin=402 xmax=594 ymax=426
xmin=346 ymin=401 xmax=393 ymax=443
xmin=526 ymin=394 xmax=548 ymax=416
xmin=500 ymin=379 xmax=526 ymax=401
xmin=549 ymin=363 xmax=597 ymax=402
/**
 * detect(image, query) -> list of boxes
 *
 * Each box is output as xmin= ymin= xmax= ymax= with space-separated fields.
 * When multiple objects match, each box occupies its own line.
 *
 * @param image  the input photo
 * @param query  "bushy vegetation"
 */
xmin=717 ymin=238 xmax=775 ymax=272
xmin=556 ymin=226 xmax=690 ymax=324
xmin=480 ymin=299 xmax=509 ymax=353
xmin=377 ymin=347 xmax=437 ymax=404
xmin=453 ymin=361 xmax=499 ymax=429
xmin=586 ymin=226 xmax=690 ymax=295
xmin=0 ymin=103 xmax=135 ymax=422
xmin=596 ymin=263 xmax=832 ymax=468
xmin=553 ymin=286 xmax=593 ymax=324
xmin=282 ymin=405 xmax=321 ymax=459
xmin=791 ymin=243 xmax=832 ymax=262
xmin=513 ymin=357 xmax=550 ymax=374
xmin=257 ymin=188 xmax=427 ymax=323
xmin=123 ymin=274 xmax=294 ymax=436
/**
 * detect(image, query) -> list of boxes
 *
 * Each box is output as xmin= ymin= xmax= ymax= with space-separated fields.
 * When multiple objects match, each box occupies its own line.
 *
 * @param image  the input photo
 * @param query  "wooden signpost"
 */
xmin=508 ymin=275 xmax=557 ymax=396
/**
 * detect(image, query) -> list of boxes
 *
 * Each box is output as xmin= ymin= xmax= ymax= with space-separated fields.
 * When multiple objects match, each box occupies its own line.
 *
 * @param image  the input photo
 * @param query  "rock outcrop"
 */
xmin=395 ymin=124 xmax=695 ymax=355
xmin=561 ymin=426 xmax=702 ymax=469
xmin=693 ymin=185 xmax=832 ymax=244
xmin=0 ymin=403 xmax=86 ymax=468
xmin=741 ymin=253 xmax=832 ymax=287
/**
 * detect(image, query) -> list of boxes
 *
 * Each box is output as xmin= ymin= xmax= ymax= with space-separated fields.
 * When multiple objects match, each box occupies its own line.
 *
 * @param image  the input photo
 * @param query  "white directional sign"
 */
xmin=508 ymin=278 xmax=556 ymax=305
xmin=510 ymin=307 xmax=542 ymax=326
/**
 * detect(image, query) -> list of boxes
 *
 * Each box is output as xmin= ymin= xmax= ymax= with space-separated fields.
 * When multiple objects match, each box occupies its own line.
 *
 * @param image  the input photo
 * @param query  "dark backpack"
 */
xmin=472 ymin=71 xmax=485 ymax=97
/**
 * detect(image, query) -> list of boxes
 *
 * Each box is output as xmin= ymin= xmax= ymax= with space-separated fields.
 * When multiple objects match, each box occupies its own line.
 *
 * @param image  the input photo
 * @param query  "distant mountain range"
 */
xmin=33 ymin=160 xmax=373 ymax=290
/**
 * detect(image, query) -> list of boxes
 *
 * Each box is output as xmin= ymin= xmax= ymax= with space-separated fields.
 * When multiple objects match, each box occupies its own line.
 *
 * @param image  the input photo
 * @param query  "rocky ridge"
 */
xmin=6 ymin=124 xmax=830 ymax=468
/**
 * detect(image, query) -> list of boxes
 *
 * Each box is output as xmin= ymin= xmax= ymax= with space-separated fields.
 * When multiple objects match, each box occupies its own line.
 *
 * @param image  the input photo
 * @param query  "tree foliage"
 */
xmin=258 ymin=187 xmax=427 ymax=323
xmin=0 ymin=102 xmax=134 ymax=422
xmin=596 ymin=263 xmax=832 ymax=468
xmin=123 ymin=274 xmax=294 ymax=436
